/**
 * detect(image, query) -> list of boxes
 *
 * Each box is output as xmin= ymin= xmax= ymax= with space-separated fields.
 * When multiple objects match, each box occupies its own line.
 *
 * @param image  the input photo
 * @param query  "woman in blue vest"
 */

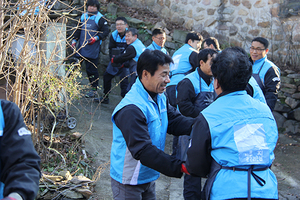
xmin=176 ymin=48 xmax=217 ymax=200
xmin=0 ymin=100 xmax=40 ymax=200
xmin=72 ymin=0 xmax=109 ymax=98
xmin=186 ymin=47 xmax=278 ymax=200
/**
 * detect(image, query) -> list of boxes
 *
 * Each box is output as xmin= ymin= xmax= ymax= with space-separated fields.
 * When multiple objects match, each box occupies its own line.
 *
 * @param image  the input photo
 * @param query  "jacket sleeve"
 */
xmin=113 ymin=46 xmax=136 ymax=64
xmin=177 ymin=78 xmax=200 ymax=118
xmin=166 ymin=97 xmax=196 ymax=136
xmin=114 ymin=105 xmax=183 ymax=178
xmin=73 ymin=21 xmax=82 ymax=41
xmin=109 ymin=34 xmax=116 ymax=59
xmin=186 ymin=113 xmax=212 ymax=177
xmin=0 ymin=100 xmax=41 ymax=200
xmin=189 ymin=51 xmax=200 ymax=71
xmin=264 ymin=66 xmax=280 ymax=111
xmin=97 ymin=17 xmax=109 ymax=40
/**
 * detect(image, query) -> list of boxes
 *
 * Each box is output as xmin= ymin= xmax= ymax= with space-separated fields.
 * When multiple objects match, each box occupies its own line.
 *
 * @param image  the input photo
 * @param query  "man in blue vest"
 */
xmin=94 ymin=17 xmax=129 ymax=104
xmin=99 ymin=28 xmax=145 ymax=101
xmin=249 ymin=37 xmax=280 ymax=111
xmin=72 ymin=0 xmax=109 ymax=98
xmin=146 ymin=28 xmax=168 ymax=55
xmin=176 ymin=48 xmax=217 ymax=200
xmin=203 ymin=38 xmax=266 ymax=104
xmin=203 ymin=37 xmax=221 ymax=53
xmin=0 ymin=100 xmax=41 ymax=200
xmin=186 ymin=47 xmax=278 ymax=200
xmin=166 ymin=32 xmax=203 ymax=107
xmin=110 ymin=50 xmax=195 ymax=199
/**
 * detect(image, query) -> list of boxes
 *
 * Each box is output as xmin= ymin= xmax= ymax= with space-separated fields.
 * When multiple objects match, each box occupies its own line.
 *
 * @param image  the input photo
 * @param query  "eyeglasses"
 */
xmin=155 ymin=37 xmax=166 ymax=41
xmin=116 ymin=23 xmax=126 ymax=27
xmin=250 ymin=47 xmax=265 ymax=52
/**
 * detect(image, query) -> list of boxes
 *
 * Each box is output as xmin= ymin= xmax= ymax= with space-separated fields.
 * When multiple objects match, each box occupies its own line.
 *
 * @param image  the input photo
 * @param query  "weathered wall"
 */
xmin=120 ymin=0 xmax=300 ymax=64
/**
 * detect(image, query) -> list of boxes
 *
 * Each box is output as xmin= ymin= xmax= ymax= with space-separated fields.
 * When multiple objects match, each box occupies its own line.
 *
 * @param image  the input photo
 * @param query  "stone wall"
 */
xmin=274 ymin=70 xmax=300 ymax=134
xmin=120 ymin=0 xmax=300 ymax=66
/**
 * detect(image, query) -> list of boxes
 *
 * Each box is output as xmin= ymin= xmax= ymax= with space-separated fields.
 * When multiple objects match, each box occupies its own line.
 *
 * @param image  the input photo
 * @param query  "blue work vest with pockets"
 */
xmin=110 ymin=78 xmax=168 ymax=185
xmin=201 ymin=91 xmax=278 ymax=200
xmin=167 ymin=44 xmax=197 ymax=87
xmin=78 ymin=12 xmax=103 ymax=59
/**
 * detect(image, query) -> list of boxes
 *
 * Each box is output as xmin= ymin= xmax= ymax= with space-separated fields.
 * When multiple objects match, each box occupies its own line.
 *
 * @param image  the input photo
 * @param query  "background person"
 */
xmin=98 ymin=28 xmax=145 ymax=99
xmin=249 ymin=37 xmax=280 ymax=111
xmin=146 ymin=28 xmax=168 ymax=54
xmin=202 ymin=37 xmax=221 ymax=52
xmin=110 ymin=50 xmax=195 ymax=199
xmin=186 ymin=47 xmax=278 ymax=200
xmin=72 ymin=0 xmax=109 ymax=98
xmin=0 ymin=100 xmax=41 ymax=200
xmin=166 ymin=32 xmax=203 ymax=107
xmin=95 ymin=17 xmax=129 ymax=104
xmin=176 ymin=49 xmax=217 ymax=200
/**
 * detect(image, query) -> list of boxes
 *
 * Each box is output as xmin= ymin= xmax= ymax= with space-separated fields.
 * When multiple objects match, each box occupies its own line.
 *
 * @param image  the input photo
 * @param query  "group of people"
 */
xmin=0 ymin=1 xmax=283 ymax=200
xmin=104 ymin=12 xmax=280 ymax=200
xmin=71 ymin=0 xmax=281 ymax=199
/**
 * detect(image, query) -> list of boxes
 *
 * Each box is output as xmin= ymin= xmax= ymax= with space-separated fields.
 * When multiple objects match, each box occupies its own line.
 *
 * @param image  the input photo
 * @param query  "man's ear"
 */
xmin=265 ymin=48 xmax=269 ymax=54
xmin=187 ymin=39 xmax=192 ymax=46
xmin=142 ymin=70 xmax=149 ymax=80
xmin=200 ymin=60 xmax=204 ymax=66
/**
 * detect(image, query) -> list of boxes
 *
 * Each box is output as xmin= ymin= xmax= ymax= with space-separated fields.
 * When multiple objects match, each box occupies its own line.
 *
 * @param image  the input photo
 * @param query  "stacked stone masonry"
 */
xmin=274 ymin=70 xmax=300 ymax=134
xmin=120 ymin=0 xmax=300 ymax=65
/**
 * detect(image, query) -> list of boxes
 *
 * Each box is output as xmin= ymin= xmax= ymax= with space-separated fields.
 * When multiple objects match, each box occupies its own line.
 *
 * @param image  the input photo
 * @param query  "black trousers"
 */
xmin=85 ymin=57 xmax=99 ymax=89
xmin=103 ymin=71 xmax=129 ymax=98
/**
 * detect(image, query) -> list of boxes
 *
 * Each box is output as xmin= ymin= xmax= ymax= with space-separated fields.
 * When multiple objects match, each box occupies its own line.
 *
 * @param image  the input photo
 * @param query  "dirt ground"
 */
xmin=70 ymin=74 xmax=300 ymax=199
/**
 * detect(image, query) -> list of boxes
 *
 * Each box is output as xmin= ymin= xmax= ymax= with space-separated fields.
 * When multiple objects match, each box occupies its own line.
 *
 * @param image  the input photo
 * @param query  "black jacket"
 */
xmin=0 ymin=100 xmax=41 ymax=200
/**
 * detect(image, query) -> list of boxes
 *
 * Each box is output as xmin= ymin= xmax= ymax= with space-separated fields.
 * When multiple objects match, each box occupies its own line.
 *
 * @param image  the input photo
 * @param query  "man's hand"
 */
xmin=1 ymin=197 xmax=17 ymax=200
xmin=88 ymin=37 xmax=97 ymax=45
xmin=71 ymin=40 xmax=77 ymax=48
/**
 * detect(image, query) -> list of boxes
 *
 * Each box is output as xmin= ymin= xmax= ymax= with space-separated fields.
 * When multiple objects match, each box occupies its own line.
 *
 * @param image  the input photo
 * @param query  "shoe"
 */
xmin=85 ymin=90 xmax=97 ymax=98
xmin=94 ymin=97 xmax=109 ymax=104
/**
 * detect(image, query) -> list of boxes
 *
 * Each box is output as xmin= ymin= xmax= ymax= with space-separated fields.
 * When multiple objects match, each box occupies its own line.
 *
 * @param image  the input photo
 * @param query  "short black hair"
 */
xmin=87 ymin=0 xmax=100 ymax=11
xmin=116 ymin=17 xmax=127 ymax=24
xmin=252 ymin=37 xmax=269 ymax=49
xmin=137 ymin=50 xmax=173 ymax=79
xmin=198 ymin=48 xmax=218 ymax=63
xmin=204 ymin=37 xmax=220 ymax=51
xmin=126 ymin=28 xmax=138 ymax=36
xmin=185 ymin=32 xmax=203 ymax=44
xmin=152 ymin=28 xmax=165 ymax=37
xmin=211 ymin=47 xmax=252 ymax=92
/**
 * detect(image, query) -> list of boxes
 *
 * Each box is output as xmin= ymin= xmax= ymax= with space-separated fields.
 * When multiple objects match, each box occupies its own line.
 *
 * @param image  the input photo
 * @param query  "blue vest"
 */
xmin=0 ymin=102 xmax=5 ymax=199
xmin=167 ymin=44 xmax=197 ymax=87
xmin=110 ymin=78 xmax=168 ymax=185
xmin=252 ymin=56 xmax=280 ymax=93
xmin=202 ymin=91 xmax=278 ymax=199
xmin=130 ymin=39 xmax=146 ymax=62
xmin=185 ymin=68 xmax=215 ymax=111
xmin=248 ymin=76 xmax=266 ymax=104
xmin=111 ymin=30 xmax=127 ymax=53
xmin=146 ymin=41 xmax=168 ymax=55
xmin=78 ymin=12 xmax=103 ymax=59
